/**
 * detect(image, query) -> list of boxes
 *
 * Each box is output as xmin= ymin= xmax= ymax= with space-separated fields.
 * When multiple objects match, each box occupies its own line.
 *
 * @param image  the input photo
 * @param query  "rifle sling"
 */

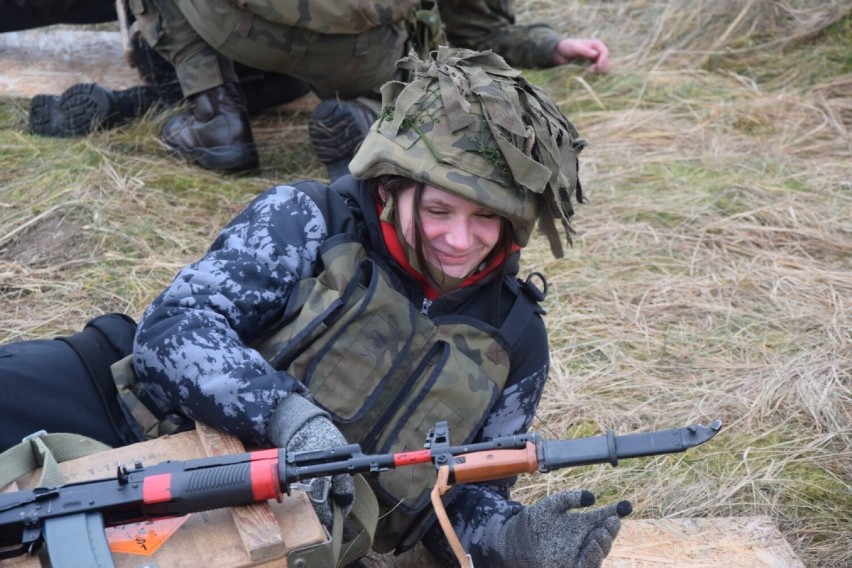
xmin=0 ymin=432 xmax=111 ymax=490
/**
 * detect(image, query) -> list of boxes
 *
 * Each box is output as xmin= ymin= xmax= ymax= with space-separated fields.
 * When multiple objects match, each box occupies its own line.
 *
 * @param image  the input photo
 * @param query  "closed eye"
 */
xmin=476 ymin=212 xmax=498 ymax=219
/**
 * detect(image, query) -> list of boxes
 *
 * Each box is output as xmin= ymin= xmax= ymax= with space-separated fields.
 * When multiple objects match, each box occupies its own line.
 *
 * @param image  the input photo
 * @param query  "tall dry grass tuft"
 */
xmin=511 ymin=2 xmax=851 ymax=566
xmin=0 ymin=1 xmax=849 ymax=566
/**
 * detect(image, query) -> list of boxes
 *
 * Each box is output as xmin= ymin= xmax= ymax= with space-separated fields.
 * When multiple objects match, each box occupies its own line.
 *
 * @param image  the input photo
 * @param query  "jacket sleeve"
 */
xmin=421 ymin=313 xmax=551 ymax=565
xmin=442 ymin=0 xmax=561 ymax=69
xmin=132 ymin=184 xmax=334 ymax=446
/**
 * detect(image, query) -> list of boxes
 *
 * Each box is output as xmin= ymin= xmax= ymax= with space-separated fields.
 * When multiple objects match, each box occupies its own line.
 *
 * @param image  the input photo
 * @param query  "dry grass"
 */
xmin=0 ymin=1 xmax=849 ymax=566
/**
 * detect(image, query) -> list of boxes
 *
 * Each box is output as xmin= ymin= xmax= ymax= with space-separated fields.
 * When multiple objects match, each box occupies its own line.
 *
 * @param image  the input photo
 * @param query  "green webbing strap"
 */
xmin=0 ymin=431 xmax=112 ymax=490
xmin=331 ymin=502 xmax=344 ymax=565
xmin=111 ymin=355 xmax=184 ymax=440
xmin=332 ymin=475 xmax=379 ymax=567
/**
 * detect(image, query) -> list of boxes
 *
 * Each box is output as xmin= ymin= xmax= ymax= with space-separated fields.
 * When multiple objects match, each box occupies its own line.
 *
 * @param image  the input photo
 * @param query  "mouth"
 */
xmin=433 ymin=250 xmax=473 ymax=265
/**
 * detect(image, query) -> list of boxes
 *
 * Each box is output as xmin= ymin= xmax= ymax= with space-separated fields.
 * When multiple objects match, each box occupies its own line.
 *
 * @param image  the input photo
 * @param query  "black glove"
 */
xmin=267 ymin=394 xmax=355 ymax=528
xmin=493 ymin=490 xmax=631 ymax=568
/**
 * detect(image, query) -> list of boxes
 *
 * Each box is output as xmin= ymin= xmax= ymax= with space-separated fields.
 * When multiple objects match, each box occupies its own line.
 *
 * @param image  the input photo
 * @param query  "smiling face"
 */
xmin=393 ymin=184 xmax=504 ymax=279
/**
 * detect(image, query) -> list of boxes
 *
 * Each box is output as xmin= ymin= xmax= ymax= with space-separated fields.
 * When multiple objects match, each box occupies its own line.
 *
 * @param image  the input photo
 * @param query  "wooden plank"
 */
xmin=194 ymin=423 xmax=286 ymax=563
xmin=603 ymin=517 xmax=805 ymax=568
xmin=357 ymin=517 xmax=805 ymax=568
xmin=0 ymin=28 xmax=140 ymax=99
xmin=0 ymin=28 xmax=320 ymax=113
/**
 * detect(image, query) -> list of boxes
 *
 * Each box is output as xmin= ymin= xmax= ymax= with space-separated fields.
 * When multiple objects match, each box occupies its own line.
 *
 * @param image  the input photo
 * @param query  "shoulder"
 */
xmin=292 ymin=177 xmax=370 ymax=236
xmin=498 ymin=273 xmax=549 ymax=372
xmin=233 ymin=180 xmax=365 ymax=237
xmin=500 ymin=272 xmax=548 ymax=326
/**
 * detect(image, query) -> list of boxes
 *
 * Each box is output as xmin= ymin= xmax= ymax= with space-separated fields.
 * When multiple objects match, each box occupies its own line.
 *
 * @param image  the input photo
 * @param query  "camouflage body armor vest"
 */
xmin=111 ymin=227 xmax=542 ymax=551
xmin=253 ymin=232 xmax=532 ymax=551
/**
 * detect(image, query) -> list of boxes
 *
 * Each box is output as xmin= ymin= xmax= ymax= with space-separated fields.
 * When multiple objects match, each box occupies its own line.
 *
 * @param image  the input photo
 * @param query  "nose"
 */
xmin=445 ymin=219 xmax=472 ymax=249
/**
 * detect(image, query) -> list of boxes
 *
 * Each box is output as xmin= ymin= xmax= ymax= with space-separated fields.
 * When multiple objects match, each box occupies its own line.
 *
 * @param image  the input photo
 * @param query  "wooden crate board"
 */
xmin=1 ymin=427 xmax=329 ymax=568
xmin=602 ymin=516 xmax=805 ymax=568
xmin=360 ymin=516 xmax=805 ymax=568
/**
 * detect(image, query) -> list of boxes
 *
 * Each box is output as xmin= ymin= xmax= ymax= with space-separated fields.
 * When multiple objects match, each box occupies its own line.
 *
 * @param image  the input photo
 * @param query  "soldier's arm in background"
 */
xmin=442 ymin=0 xmax=609 ymax=72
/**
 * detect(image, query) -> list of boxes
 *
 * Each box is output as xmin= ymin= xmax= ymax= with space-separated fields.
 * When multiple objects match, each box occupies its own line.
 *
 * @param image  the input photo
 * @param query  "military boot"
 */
xmin=29 ymin=83 xmax=159 ymax=138
xmin=308 ymin=98 xmax=379 ymax=181
xmin=161 ymin=82 xmax=259 ymax=173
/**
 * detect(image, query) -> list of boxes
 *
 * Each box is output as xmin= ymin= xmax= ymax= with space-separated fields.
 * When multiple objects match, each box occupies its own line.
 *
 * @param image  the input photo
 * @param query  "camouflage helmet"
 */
xmin=349 ymin=46 xmax=585 ymax=257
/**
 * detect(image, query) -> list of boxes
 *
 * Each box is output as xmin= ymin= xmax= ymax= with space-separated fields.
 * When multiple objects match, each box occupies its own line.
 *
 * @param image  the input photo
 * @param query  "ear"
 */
xmin=377 ymin=185 xmax=389 ymax=204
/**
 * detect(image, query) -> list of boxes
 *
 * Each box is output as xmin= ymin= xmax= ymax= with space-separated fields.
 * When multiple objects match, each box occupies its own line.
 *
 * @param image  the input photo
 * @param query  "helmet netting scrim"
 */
xmin=350 ymin=47 xmax=585 ymax=257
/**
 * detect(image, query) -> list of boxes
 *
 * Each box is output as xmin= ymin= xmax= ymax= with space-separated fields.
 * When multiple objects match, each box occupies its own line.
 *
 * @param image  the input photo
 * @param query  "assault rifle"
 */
xmin=0 ymin=419 xmax=722 ymax=567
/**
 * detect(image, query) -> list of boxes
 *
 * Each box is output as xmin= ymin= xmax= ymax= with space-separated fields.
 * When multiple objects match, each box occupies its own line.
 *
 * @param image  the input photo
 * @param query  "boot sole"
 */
xmin=29 ymin=83 xmax=119 ymax=137
xmin=308 ymin=99 xmax=376 ymax=163
xmin=28 ymin=95 xmax=62 ymax=137
xmin=60 ymin=84 xmax=120 ymax=136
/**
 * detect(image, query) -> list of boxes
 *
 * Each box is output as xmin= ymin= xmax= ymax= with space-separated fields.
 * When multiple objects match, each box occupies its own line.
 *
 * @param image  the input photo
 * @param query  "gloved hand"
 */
xmin=493 ymin=490 xmax=631 ymax=568
xmin=267 ymin=394 xmax=355 ymax=528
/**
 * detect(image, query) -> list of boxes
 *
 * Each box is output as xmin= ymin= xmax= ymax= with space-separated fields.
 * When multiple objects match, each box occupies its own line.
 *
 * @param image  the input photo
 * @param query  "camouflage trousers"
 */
xmin=129 ymin=0 xmax=408 ymax=98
